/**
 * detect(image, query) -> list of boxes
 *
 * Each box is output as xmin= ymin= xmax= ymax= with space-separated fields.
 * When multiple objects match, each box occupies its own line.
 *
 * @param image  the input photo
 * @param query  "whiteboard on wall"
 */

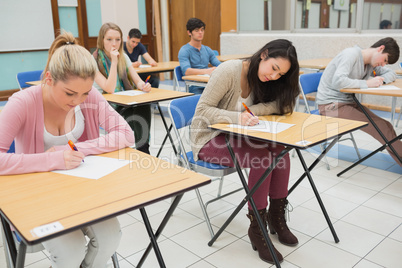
xmin=0 ymin=0 xmax=55 ymax=52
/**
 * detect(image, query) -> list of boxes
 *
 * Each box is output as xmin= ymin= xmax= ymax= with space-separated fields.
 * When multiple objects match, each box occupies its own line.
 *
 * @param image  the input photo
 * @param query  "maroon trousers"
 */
xmin=198 ymin=134 xmax=290 ymax=210
xmin=319 ymin=102 xmax=402 ymax=166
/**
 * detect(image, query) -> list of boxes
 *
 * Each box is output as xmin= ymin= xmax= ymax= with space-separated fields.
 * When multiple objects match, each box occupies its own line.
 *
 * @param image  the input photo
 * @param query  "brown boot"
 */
xmin=267 ymin=198 xmax=298 ymax=246
xmin=247 ymin=208 xmax=283 ymax=264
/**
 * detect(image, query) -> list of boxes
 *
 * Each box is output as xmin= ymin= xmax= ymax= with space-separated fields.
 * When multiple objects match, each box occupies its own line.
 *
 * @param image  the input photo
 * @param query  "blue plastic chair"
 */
xmin=168 ymin=95 xmax=243 ymax=238
xmin=173 ymin=66 xmax=186 ymax=92
xmin=299 ymin=72 xmax=361 ymax=168
xmin=16 ymin=70 xmax=43 ymax=90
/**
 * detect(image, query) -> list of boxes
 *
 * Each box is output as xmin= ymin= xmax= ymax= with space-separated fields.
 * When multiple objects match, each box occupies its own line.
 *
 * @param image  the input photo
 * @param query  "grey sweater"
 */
xmin=316 ymin=45 xmax=396 ymax=105
xmin=190 ymin=60 xmax=283 ymax=161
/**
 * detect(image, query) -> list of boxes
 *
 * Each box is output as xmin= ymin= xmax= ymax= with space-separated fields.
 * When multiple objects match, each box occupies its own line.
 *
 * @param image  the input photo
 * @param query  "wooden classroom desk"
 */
xmin=182 ymin=71 xmax=305 ymax=92
xmin=207 ymin=112 xmax=367 ymax=267
xmin=299 ymin=58 xmax=332 ymax=71
xmin=103 ymin=88 xmax=193 ymax=157
xmin=134 ymin=61 xmax=179 ymax=74
xmin=103 ymin=87 xmax=192 ymax=106
xmin=0 ymin=148 xmax=210 ymax=267
xmin=25 ymin=80 xmax=41 ymax=86
xmin=340 ymin=79 xmax=402 ymax=125
xmin=216 ymin=54 xmax=251 ymax=62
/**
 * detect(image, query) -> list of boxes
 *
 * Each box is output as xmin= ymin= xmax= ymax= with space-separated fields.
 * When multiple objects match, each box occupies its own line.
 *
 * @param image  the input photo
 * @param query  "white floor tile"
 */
xmin=365 ymin=237 xmax=402 ymax=268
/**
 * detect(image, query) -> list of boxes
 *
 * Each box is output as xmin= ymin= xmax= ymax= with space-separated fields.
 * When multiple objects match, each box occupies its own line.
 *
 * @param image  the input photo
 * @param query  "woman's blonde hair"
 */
xmin=97 ymin=22 xmax=127 ymax=78
xmin=43 ymin=31 xmax=97 ymax=84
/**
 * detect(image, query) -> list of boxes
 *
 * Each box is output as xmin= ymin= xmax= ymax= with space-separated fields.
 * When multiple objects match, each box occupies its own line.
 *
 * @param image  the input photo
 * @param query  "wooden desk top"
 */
xmin=103 ymin=88 xmax=193 ymax=106
xmin=26 ymin=80 xmax=41 ymax=86
xmin=395 ymin=69 xmax=402 ymax=75
xmin=0 ymin=148 xmax=210 ymax=244
xmin=299 ymin=58 xmax=332 ymax=70
xmin=340 ymin=79 xmax=402 ymax=97
xmin=182 ymin=75 xmax=210 ymax=83
xmin=216 ymin=54 xmax=251 ymax=62
xmin=134 ymin=61 xmax=179 ymax=74
xmin=210 ymin=112 xmax=367 ymax=149
xmin=183 ymin=71 xmax=304 ymax=84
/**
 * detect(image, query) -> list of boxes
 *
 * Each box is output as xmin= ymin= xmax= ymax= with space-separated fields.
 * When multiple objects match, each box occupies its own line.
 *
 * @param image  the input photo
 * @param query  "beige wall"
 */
xmin=100 ymin=0 xmax=139 ymax=38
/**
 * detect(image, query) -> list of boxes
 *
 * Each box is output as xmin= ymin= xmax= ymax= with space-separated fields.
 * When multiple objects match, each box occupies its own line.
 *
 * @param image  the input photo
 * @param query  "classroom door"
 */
xmin=169 ymin=0 xmax=221 ymax=61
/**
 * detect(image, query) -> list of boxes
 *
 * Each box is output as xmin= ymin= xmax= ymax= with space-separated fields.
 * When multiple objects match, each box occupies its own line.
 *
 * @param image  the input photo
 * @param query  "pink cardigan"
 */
xmin=0 ymin=85 xmax=135 ymax=175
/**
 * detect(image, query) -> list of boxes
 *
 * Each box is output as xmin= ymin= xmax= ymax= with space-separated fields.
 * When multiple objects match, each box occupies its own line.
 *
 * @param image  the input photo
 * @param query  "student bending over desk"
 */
xmin=316 ymin=37 xmax=402 ymax=166
xmin=93 ymin=22 xmax=152 ymax=154
xmin=190 ymin=39 xmax=300 ymax=264
xmin=0 ymin=32 xmax=134 ymax=268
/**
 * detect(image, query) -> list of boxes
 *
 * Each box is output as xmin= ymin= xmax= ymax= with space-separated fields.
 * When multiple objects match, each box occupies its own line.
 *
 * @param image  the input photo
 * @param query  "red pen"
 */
xmin=145 ymin=75 xmax=151 ymax=84
xmin=68 ymin=140 xmax=84 ymax=162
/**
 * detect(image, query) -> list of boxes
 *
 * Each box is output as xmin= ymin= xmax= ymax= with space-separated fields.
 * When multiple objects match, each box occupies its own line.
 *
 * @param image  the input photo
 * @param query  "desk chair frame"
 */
xmin=299 ymin=72 xmax=361 ymax=169
xmin=168 ymin=95 xmax=243 ymax=238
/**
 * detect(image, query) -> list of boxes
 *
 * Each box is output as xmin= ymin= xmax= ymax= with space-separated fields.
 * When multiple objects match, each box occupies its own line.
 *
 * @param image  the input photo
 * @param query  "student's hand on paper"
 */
xmin=138 ymin=81 xmax=152 ymax=92
xmin=63 ymin=150 xmax=85 ymax=169
xmin=367 ymin=77 xmax=384 ymax=88
xmin=132 ymin=61 xmax=142 ymax=68
xmin=239 ymin=111 xmax=259 ymax=126
xmin=110 ymin=48 xmax=120 ymax=63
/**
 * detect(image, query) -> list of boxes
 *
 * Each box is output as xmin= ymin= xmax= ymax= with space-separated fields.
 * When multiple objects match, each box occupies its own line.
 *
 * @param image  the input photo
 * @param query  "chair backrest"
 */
xmin=169 ymin=95 xmax=201 ymax=130
xmin=16 ymin=70 xmax=43 ymax=90
xmin=299 ymin=72 xmax=323 ymax=114
xmin=213 ymin=50 xmax=219 ymax=56
xmin=173 ymin=66 xmax=185 ymax=91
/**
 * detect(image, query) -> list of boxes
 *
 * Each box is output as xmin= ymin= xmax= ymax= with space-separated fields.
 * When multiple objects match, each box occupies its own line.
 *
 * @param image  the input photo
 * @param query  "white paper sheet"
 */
xmin=139 ymin=64 xmax=151 ymax=68
xmin=364 ymin=85 xmax=401 ymax=91
xmin=52 ymin=156 xmax=131 ymax=180
xmin=197 ymin=74 xmax=210 ymax=77
xmin=228 ymin=121 xmax=295 ymax=134
xmin=114 ymin=90 xmax=146 ymax=96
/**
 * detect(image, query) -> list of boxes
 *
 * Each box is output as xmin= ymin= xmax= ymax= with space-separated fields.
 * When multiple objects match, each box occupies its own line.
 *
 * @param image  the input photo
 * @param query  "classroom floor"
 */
xmin=1 ymin=81 xmax=401 ymax=268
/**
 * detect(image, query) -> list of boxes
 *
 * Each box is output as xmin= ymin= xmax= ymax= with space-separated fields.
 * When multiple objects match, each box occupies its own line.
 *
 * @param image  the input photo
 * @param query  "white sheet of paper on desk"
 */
xmin=52 ymin=156 xmax=131 ymax=180
xmin=197 ymin=74 xmax=210 ymax=77
xmin=114 ymin=90 xmax=145 ymax=96
xmin=364 ymin=85 xmax=401 ymax=90
xmin=228 ymin=121 xmax=295 ymax=134
xmin=139 ymin=64 xmax=151 ymax=68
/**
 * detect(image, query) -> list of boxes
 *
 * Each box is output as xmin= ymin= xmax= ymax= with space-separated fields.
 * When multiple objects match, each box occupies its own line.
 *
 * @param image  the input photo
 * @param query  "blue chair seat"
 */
xmin=186 ymin=151 xmax=231 ymax=170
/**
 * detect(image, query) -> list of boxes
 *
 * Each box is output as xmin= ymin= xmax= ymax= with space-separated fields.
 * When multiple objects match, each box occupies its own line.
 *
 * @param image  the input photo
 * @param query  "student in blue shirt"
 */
xmin=124 ymin=28 xmax=159 ymax=88
xmin=178 ymin=18 xmax=221 ymax=94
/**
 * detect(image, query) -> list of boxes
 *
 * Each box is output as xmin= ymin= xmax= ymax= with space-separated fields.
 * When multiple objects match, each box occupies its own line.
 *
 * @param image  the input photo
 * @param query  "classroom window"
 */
xmin=236 ymin=0 xmax=402 ymax=32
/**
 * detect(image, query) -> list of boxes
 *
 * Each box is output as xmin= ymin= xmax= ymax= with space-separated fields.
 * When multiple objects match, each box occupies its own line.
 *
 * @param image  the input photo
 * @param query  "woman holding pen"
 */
xmin=0 ymin=32 xmax=133 ymax=267
xmin=93 ymin=22 xmax=152 ymax=154
xmin=190 ymin=39 xmax=300 ymax=264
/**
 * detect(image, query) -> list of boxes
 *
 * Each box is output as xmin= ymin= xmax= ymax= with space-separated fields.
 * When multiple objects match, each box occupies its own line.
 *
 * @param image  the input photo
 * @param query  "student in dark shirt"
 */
xmin=124 ymin=28 xmax=159 ymax=88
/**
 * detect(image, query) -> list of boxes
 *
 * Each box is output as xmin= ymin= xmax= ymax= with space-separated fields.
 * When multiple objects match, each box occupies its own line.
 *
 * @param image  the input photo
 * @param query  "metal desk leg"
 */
xmin=156 ymin=103 xmax=177 ymax=156
xmin=139 ymin=208 xmax=166 ymax=268
xmin=296 ymin=149 xmax=339 ymax=243
xmin=208 ymin=135 xmax=291 ymax=268
xmin=156 ymin=124 xmax=173 ymax=158
xmin=15 ymin=243 xmax=26 ymax=268
xmin=338 ymin=94 xmax=402 ymax=176
xmin=137 ymin=194 xmax=183 ymax=268
xmin=1 ymin=216 xmax=17 ymax=267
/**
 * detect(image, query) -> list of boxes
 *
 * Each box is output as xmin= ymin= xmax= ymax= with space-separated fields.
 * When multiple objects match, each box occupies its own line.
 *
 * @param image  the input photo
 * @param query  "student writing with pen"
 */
xmin=190 ymin=40 xmax=300 ymax=264
xmin=0 ymin=32 xmax=134 ymax=268
xmin=316 ymin=37 xmax=402 ymax=166
xmin=93 ymin=22 xmax=152 ymax=154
